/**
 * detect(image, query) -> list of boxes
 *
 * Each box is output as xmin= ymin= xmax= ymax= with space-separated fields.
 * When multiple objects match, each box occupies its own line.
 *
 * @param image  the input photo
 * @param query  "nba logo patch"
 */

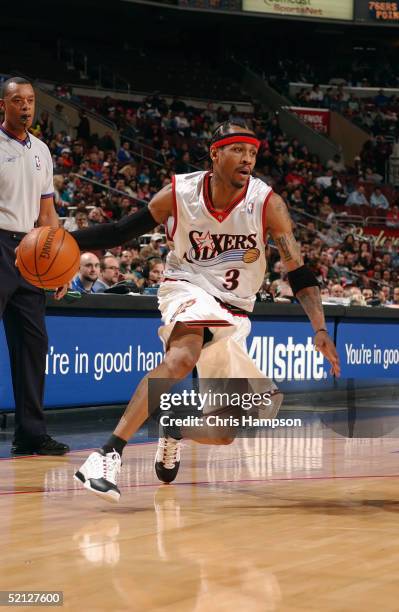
xmin=34 ymin=155 xmax=41 ymax=170
xmin=246 ymin=201 xmax=254 ymax=214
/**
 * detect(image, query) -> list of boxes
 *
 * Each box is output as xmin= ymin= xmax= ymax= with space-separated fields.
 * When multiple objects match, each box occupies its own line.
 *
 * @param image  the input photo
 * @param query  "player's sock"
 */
xmin=163 ymin=423 xmax=183 ymax=441
xmin=102 ymin=435 xmax=127 ymax=456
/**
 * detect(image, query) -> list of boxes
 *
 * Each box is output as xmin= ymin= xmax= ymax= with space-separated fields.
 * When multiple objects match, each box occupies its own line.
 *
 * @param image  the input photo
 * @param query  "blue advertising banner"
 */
xmin=336 ymin=320 xmax=399 ymax=378
xmin=0 ymin=314 xmax=163 ymax=409
xmin=249 ymin=318 xmax=335 ymax=391
xmin=1 ymin=313 xmax=398 ymax=410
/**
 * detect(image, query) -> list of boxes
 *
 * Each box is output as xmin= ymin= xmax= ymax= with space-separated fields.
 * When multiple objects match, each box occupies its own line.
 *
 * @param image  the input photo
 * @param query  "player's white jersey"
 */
xmin=165 ymin=171 xmax=273 ymax=312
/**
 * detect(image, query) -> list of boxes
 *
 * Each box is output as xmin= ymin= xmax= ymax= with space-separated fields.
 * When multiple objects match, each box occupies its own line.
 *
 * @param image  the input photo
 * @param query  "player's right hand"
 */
xmin=314 ymin=330 xmax=341 ymax=377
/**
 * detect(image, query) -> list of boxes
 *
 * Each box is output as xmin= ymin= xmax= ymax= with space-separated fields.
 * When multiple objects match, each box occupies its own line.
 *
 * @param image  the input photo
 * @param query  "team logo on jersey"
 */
xmin=34 ymin=155 xmax=41 ymax=170
xmin=183 ymin=231 xmax=260 ymax=267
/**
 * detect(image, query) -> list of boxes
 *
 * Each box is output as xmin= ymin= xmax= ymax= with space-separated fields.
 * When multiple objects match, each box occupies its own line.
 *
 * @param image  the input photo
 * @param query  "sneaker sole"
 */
xmin=73 ymin=472 xmax=120 ymax=504
xmin=154 ymin=462 xmax=180 ymax=484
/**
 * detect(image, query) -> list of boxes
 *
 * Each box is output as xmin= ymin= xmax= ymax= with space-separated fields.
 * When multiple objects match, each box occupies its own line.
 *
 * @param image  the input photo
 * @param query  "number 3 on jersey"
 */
xmin=223 ymin=268 xmax=240 ymax=290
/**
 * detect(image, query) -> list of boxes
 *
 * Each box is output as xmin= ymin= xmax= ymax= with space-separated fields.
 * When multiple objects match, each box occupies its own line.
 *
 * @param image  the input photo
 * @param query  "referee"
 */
xmin=0 ymin=77 xmax=69 ymax=455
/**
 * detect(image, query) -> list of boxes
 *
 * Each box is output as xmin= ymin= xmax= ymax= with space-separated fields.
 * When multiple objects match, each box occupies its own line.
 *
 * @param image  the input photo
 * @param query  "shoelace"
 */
xmin=160 ymin=438 xmax=180 ymax=470
xmin=102 ymin=452 xmax=121 ymax=484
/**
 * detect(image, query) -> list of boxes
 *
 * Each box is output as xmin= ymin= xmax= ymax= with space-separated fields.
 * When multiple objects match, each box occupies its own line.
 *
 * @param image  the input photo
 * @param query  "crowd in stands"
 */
xmin=295 ymin=83 xmax=399 ymax=141
xmin=258 ymin=55 xmax=399 ymax=185
xmin=268 ymin=56 xmax=399 ymax=98
xmin=2 ymin=88 xmax=398 ymax=306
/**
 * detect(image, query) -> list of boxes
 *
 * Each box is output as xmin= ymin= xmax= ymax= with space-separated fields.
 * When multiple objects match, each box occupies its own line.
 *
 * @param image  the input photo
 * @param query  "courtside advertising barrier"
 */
xmin=0 ymin=298 xmax=397 ymax=410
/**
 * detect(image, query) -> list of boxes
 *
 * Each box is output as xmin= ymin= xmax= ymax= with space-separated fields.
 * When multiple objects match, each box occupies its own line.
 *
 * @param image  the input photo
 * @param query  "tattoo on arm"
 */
xmin=275 ymin=233 xmax=302 ymax=266
xmin=296 ymin=286 xmax=325 ymax=332
xmin=271 ymin=201 xmax=303 ymax=265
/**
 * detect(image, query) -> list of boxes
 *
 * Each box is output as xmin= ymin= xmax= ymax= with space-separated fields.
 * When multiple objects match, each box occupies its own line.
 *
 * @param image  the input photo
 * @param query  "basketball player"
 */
xmin=72 ymin=121 xmax=340 ymax=501
xmin=0 ymin=77 xmax=69 ymax=454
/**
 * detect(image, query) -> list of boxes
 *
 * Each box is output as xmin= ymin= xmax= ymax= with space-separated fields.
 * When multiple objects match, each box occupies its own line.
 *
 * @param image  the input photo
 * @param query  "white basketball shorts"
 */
xmin=157 ymin=280 xmax=282 ymax=415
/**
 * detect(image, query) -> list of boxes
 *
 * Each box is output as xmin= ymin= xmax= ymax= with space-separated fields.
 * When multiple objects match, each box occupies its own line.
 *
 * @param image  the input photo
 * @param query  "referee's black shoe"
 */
xmin=11 ymin=434 xmax=70 ymax=456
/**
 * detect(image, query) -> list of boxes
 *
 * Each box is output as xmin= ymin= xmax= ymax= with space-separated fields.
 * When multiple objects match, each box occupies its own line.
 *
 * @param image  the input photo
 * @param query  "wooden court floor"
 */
xmin=2 ymin=429 xmax=399 ymax=611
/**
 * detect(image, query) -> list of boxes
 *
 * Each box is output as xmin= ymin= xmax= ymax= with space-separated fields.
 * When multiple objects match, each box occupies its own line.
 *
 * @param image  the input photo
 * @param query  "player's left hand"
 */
xmin=314 ymin=330 xmax=341 ymax=377
xmin=54 ymin=284 xmax=69 ymax=300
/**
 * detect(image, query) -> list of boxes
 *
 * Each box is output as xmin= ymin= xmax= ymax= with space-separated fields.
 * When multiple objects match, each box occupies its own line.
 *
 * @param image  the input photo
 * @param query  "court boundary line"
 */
xmin=1 ymin=472 xmax=399 ymax=497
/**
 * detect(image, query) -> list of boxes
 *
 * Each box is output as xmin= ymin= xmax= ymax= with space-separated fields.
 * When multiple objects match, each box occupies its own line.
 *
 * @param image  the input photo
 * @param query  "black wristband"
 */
xmin=71 ymin=207 xmax=158 ymax=251
xmin=287 ymin=265 xmax=319 ymax=296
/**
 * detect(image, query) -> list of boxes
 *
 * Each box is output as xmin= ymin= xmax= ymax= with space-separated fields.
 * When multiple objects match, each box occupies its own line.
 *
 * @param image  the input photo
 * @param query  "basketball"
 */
xmin=242 ymin=248 xmax=260 ymax=264
xmin=16 ymin=227 xmax=80 ymax=289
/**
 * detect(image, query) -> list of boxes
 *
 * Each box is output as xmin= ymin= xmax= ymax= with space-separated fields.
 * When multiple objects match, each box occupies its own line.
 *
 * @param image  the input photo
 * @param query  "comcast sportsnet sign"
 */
xmin=242 ymin=0 xmax=353 ymax=20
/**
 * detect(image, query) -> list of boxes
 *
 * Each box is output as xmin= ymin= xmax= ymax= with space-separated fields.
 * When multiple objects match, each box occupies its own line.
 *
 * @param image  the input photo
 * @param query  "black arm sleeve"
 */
xmin=71 ymin=207 xmax=158 ymax=251
xmin=287 ymin=265 xmax=319 ymax=296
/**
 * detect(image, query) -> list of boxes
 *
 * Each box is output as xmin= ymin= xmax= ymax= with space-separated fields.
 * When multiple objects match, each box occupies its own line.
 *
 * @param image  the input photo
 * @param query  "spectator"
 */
xmin=342 ymin=234 xmax=356 ymax=252
xmin=370 ymin=187 xmax=390 ymax=209
xmin=374 ymin=89 xmax=389 ymax=108
xmin=270 ymin=273 xmax=294 ymax=301
xmin=346 ymin=185 xmax=369 ymax=207
xmin=76 ymin=212 xmax=89 ymax=229
xmin=118 ymin=142 xmax=133 ymax=163
xmin=364 ymin=167 xmax=383 ymax=184
xmin=76 ymin=110 xmax=90 ymax=142
xmin=378 ymin=289 xmax=388 ymax=305
xmin=324 ymin=177 xmax=347 ymax=205
xmin=331 ymin=252 xmax=351 ymax=279
xmin=322 ymin=221 xmax=342 ymax=247
xmin=94 ymin=255 xmax=122 ymax=292
xmin=64 ymin=211 xmax=89 ymax=232
xmin=119 ymin=249 xmax=133 ymax=274
xmin=316 ymin=169 xmax=335 ymax=190
xmin=140 ymin=233 xmax=165 ymax=259
xmin=388 ymin=286 xmax=399 ymax=305
xmin=88 ymin=207 xmax=108 ymax=226
xmin=309 ymin=84 xmax=324 ymax=105
xmin=142 ymin=258 xmax=165 ymax=294
xmin=331 ymin=284 xmax=344 ymax=297
xmin=386 ymin=205 xmax=399 ymax=228
xmin=71 ymin=253 xmax=102 ymax=294
xmin=327 ymin=154 xmax=346 ymax=173
xmin=362 ymin=288 xmax=374 ymax=304
xmin=350 ymin=288 xmax=367 ymax=306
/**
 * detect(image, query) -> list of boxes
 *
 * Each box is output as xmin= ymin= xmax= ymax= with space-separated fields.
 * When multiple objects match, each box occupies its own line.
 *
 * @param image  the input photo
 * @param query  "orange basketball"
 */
xmin=17 ymin=227 xmax=81 ymax=289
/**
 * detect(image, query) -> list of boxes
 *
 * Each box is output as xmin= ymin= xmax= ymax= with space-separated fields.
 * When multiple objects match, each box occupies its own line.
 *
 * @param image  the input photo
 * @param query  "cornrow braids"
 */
xmin=210 ymin=119 xmax=254 ymax=146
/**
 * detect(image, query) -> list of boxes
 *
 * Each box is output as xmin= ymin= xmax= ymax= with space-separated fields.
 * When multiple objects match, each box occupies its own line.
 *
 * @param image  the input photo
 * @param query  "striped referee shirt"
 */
xmin=0 ymin=126 xmax=54 ymax=233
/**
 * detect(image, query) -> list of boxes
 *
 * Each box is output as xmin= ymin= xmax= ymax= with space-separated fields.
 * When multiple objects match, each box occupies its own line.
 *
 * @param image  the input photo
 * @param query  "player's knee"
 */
xmin=164 ymin=352 xmax=197 ymax=380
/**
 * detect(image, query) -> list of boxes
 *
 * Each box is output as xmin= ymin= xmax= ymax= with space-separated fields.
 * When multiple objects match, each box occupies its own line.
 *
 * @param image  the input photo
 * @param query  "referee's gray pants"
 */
xmin=0 ymin=229 xmax=47 ymax=439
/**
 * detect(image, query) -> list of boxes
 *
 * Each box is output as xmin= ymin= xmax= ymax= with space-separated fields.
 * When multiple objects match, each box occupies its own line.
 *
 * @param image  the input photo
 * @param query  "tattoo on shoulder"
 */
xmin=274 ymin=200 xmax=293 ymax=226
